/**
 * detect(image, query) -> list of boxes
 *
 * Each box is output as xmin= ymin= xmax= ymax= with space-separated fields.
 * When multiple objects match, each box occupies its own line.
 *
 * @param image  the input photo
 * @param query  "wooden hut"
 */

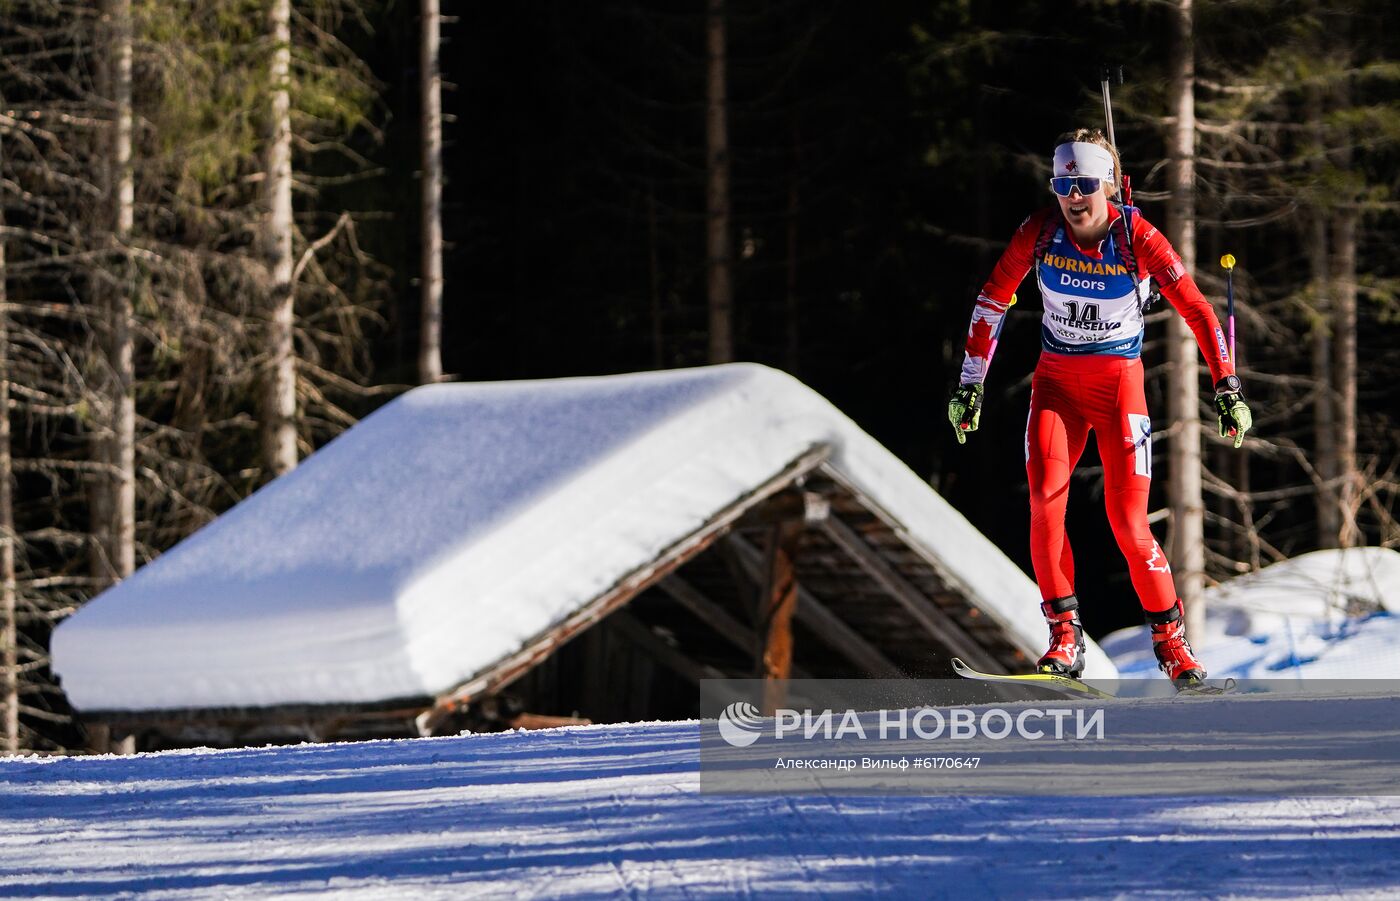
xmin=52 ymin=365 xmax=1115 ymax=750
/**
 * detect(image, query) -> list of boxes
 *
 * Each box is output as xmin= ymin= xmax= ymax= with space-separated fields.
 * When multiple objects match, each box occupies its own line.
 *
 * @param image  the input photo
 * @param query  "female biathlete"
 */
xmin=947 ymin=129 xmax=1253 ymax=688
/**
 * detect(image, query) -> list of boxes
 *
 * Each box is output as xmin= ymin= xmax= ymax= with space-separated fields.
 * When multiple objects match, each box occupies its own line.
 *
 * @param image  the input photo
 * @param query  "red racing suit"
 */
xmin=960 ymin=205 xmax=1235 ymax=613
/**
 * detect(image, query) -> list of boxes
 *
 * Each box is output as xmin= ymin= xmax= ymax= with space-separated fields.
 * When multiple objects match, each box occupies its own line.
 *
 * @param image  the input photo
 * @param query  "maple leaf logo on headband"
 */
xmin=1065 ymin=159 xmax=1077 ymax=172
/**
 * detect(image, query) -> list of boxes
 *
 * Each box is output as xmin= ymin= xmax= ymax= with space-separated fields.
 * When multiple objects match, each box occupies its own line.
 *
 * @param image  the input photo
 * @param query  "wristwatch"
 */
xmin=1215 ymin=375 xmax=1242 ymax=395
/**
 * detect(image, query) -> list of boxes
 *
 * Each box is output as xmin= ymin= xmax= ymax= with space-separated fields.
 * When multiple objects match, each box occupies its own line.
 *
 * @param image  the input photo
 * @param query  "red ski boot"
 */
xmin=1036 ymin=595 xmax=1085 ymax=678
xmin=1147 ymin=599 xmax=1207 ymax=687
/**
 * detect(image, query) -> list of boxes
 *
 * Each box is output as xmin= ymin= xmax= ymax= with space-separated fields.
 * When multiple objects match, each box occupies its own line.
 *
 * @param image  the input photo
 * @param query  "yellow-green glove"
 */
xmin=1213 ymin=376 xmax=1252 ymax=449
xmin=948 ymin=383 xmax=984 ymax=445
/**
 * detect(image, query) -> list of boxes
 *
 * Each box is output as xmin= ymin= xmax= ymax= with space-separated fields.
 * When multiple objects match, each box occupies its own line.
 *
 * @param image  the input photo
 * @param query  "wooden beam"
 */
xmin=814 ymin=462 xmax=1031 ymax=667
xmin=758 ymin=519 xmax=804 ymax=714
xmin=817 ymin=514 xmax=1004 ymax=673
xmin=509 ymin=712 xmax=592 ymax=730
xmin=741 ymin=488 xmax=829 ymax=526
xmin=728 ymin=535 xmax=906 ymax=679
xmin=658 ymin=576 xmax=753 ymax=654
xmin=657 ymin=576 xmax=811 ymax=678
xmin=609 ymin=611 xmax=724 ymax=684
xmin=790 ymin=584 xmax=907 ymax=678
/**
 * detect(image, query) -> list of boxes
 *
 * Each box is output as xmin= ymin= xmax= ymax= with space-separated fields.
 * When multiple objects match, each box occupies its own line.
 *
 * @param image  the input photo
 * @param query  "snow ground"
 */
xmin=1104 ymin=548 xmax=1400 ymax=680
xmin=3 ymin=698 xmax=1399 ymax=899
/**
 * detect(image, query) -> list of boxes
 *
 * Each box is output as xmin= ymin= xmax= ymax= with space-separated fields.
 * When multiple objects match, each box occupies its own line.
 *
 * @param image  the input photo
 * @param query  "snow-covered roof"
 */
xmin=52 ymin=364 xmax=1115 ymax=713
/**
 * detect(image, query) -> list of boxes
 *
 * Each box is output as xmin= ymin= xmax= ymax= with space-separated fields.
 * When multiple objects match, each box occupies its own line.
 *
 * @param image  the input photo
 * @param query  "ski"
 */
xmin=1174 ymin=678 xmax=1237 ymax=697
xmin=951 ymin=657 xmax=1237 ymax=700
xmin=950 ymin=657 xmax=1117 ymax=700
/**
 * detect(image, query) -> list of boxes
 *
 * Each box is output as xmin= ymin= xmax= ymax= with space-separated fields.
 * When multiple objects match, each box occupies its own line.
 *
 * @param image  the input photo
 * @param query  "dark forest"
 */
xmin=1 ymin=0 xmax=1396 ymax=751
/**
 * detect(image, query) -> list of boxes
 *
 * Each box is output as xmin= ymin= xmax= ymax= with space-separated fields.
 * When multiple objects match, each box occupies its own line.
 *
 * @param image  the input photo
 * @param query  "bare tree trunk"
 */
xmin=785 ymin=114 xmax=800 ymax=374
xmin=1310 ymin=267 xmax=1340 ymax=546
xmin=1332 ymin=208 xmax=1360 ymax=548
xmin=1331 ymin=25 xmax=1362 ymax=552
xmin=105 ymin=0 xmax=136 ymax=580
xmin=418 ymin=0 xmax=443 ymax=385
xmin=1309 ymin=227 xmax=1339 ymax=546
xmin=705 ymin=0 xmax=734 ymax=364
xmin=1306 ymin=86 xmax=1340 ymax=548
xmin=0 ymin=123 xmax=17 ymax=755
xmin=263 ymin=0 xmax=297 ymax=476
xmin=647 ymin=184 xmax=664 ymax=369
xmin=1164 ymin=0 xmax=1205 ymax=638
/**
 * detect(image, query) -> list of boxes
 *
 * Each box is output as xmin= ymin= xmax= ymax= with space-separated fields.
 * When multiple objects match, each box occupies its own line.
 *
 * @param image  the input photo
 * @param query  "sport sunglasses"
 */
xmin=1049 ymin=175 xmax=1102 ymax=197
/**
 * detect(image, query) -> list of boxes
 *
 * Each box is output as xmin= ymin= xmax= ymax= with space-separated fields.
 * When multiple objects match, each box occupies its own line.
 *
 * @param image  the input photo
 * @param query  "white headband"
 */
xmin=1052 ymin=142 xmax=1115 ymax=181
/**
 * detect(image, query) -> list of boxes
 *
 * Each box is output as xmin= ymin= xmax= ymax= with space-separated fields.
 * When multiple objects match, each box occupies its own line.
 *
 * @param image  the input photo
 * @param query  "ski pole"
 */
xmin=1100 ymin=64 xmax=1124 ymax=202
xmin=1220 ymin=254 xmax=1237 ymax=362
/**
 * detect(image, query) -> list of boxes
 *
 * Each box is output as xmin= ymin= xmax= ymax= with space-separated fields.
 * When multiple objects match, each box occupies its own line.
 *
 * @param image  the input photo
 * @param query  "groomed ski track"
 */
xmin=3 ymin=696 xmax=1400 ymax=899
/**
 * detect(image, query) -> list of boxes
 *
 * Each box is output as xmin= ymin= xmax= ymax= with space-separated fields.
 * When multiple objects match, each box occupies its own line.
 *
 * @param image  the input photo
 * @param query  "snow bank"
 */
xmin=1102 ymin=548 xmax=1400 ymax=679
xmin=53 ymin=364 xmax=1114 ymax=713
